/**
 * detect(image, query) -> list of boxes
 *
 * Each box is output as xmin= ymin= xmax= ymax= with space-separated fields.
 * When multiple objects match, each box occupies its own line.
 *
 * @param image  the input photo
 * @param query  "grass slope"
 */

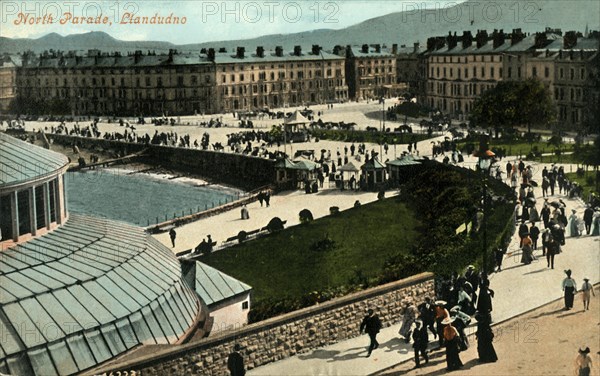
xmin=201 ymin=197 xmax=419 ymax=304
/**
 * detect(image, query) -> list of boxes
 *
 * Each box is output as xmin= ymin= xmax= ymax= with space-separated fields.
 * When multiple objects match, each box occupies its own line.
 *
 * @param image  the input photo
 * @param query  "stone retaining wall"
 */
xmin=91 ymin=272 xmax=434 ymax=376
xmin=45 ymin=133 xmax=276 ymax=190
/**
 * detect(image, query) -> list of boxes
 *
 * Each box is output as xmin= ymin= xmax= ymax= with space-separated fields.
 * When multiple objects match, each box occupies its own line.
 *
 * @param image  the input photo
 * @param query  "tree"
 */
xmin=470 ymin=78 xmax=556 ymax=137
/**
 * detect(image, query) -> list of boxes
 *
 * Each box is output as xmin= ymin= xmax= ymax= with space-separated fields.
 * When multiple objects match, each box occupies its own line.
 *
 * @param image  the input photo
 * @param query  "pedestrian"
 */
xmin=264 ymin=191 xmax=271 ymax=207
xmin=530 ymin=222 xmax=540 ymax=250
xmin=257 ymin=191 xmax=264 ymax=207
xmin=449 ymin=306 xmax=470 ymax=350
xmin=518 ymin=220 xmax=529 ymax=247
xmin=575 ymin=347 xmax=593 ymax=376
xmin=562 ymin=269 xmax=577 ymax=310
xmin=360 ymin=308 xmax=382 ymax=357
xmin=207 ymin=234 xmax=214 ymax=252
xmin=520 ymin=234 xmax=534 ymax=265
xmin=477 ymin=279 xmax=493 ymax=317
xmin=546 ymin=234 xmax=559 ymax=269
xmin=241 ymin=205 xmax=250 ymax=220
xmin=417 ymin=297 xmax=437 ymax=339
xmin=412 ymin=320 xmax=429 ymax=368
xmin=475 ymin=311 xmax=498 ymax=363
xmin=583 ymin=205 xmax=594 ymax=235
xmin=581 ymin=278 xmax=595 ymax=311
xmin=434 ymin=300 xmax=449 ymax=349
xmin=569 ymin=209 xmax=581 ymax=237
xmin=399 ymin=301 xmax=417 ymax=343
xmin=442 ymin=317 xmax=463 ymax=371
xmin=541 ymin=204 xmax=551 ymax=228
xmin=494 ymin=246 xmax=506 ymax=272
xmin=227 ymin=344 xmax=245 ymax=376
xmin=542 ymin=176 xmax=550 ymax=197
xmin=169 ymin=228 xmax=177 ymax=248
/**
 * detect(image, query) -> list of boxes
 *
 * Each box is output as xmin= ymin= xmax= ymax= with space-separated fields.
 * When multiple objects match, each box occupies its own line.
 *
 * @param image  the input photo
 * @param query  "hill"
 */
xmin=0 ymin=0 xmax=598 ymax=54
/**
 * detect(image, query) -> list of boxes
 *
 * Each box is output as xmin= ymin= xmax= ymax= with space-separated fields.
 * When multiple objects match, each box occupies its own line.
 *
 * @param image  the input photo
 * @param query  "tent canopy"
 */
xmin=290 ymin=157 xmax=320 ymax=171
xmin=339 ymin=160 xmax=362 ymax=172
xmin=284 ymin=110 xmax=310 ymax=125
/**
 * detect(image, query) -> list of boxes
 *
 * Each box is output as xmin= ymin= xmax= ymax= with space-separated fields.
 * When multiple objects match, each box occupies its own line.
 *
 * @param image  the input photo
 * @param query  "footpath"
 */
xmin=246 ymin=154 xmax=599 ymax=376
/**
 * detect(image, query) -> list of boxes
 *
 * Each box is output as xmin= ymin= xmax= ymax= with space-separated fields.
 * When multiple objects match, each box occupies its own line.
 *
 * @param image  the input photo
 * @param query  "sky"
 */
xmin=1 ymin=0 xmax=467 ymax=43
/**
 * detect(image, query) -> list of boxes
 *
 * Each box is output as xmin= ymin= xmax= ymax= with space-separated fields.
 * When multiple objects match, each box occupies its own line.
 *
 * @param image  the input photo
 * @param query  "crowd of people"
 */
xmin=361 ymin=266 xmax=497 ymax=371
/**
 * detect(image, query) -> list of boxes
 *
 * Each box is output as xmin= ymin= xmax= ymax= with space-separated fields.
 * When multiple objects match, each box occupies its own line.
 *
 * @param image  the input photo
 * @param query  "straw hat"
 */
xmin=441 ymin=317 xmax=455 ymax=325
xmin=434 ymin=300 xmax=447 ymax=306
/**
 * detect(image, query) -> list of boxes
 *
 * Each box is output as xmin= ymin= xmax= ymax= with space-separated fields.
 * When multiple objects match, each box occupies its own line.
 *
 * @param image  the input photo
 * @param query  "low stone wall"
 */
xmin=91 ymin=272 xmax=434 ymax=376
xmin=44 ymin=133 xmax=276 ymax=190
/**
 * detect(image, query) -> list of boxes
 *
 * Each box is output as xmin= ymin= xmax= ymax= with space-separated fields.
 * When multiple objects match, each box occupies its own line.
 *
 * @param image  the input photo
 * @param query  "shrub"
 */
xmin=309 ymin=234 xmax=336 ymax=252
xmin=299 ymin=209 xmax=314 ymax=223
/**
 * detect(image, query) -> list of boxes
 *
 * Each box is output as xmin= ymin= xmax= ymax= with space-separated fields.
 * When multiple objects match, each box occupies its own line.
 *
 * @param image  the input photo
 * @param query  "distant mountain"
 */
xmin=0 ymin=31 xmax=176 ymax=54
xmin=1 ymin=0 xmax=598 ymax=55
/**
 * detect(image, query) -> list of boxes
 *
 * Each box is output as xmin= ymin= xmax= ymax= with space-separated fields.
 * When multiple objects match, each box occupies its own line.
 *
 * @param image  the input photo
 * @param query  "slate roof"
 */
xmin=213 ymin=50 xmax=344 ymax=64
xmin=0 ymin=214 xmax=201 ymax=376
xmin=349 ymin=46 xmax=395 ymax=58
xmin=193 ymin=262 xmax=251 ymax=306
xmin=0 ymin=132 xmax=69 ymax=187
xmin=387 ymin=155 xmax=423 ymax=167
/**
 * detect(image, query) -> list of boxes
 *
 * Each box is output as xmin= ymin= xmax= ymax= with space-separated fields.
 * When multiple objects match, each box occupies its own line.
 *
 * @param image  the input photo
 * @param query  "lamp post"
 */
xmin=473 ymin=138 xmax=495 ymax=276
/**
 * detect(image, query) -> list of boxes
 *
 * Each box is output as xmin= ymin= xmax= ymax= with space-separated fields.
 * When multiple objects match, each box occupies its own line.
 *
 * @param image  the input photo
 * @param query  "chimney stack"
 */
xmin=293 ymin=45 xmax=302 ymax=56
xmin=511 ymin=28 xmax=525 ymax=46
xmin=134 ymin=50 xmax=142 ymax=64
xmin=333 ymin=45 xmax=343 ymax=55
xmin=236 ymin=47 xmax=245 ymax=58
xmin=361 ymin=44 xmax=369 ymax=53
xmin=534 ymin=32 xmax=548 ymax=48
xmin=462 ymin=31 xmax=473 ymax=48
xmin=447 ymin=31 xmax=458 ymax=50
xmin=492 ymin=29 xmax=505 ymax=49
xmin=413 ymin=42 xmax=420 ymax=53
xmin=374 ymin=44 xmax=381 ymax=53
xmin=219 ymin=47 xmax=227 ymax=53
xmin=275 ymin=46 xmax=283 ymax=57
xmin=311 ymin=45 xmax=321 ymax=55
xmin=256 ymin=46 xmax=265 ymax=58
xmin=392 ymin=43 xmax=398 ymax=54
xmin=476 ymin=30 xmax=488 ymax=48
xmin=207 ymin=48 xmax=215 ymax=61
xmin=564 ymin=31 xmax=578 ymax=49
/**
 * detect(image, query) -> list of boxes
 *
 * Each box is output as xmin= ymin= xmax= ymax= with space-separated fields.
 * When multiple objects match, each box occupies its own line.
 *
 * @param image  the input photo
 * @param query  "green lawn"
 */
xmin=459 ymin=140 xmax=575 ymax=158
xmin=201 ymin=197 xmax=419 ymax=304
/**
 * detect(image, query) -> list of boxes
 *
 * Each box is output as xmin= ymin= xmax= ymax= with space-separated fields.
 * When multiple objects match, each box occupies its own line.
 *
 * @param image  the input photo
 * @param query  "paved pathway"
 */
xmin=246 ymin=155 xmax=599 ymax=376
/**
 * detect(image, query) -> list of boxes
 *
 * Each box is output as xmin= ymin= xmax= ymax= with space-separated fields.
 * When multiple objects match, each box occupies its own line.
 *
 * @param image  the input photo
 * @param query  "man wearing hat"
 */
xmin=450 ymin=306 xmax=471 ymax=350
xmin=411 ymin=320 xmax=429 ymax=368
xmin=575 ymin=346 xmax=592 ymax=376
xmin=562 ymin=270 xmax=578 ymax=310
xmin=581 ymin=278 xmax=595 ymax=311
xmin=227 ymin=344 xmax=245 ymax=376
xmin=360 ymin=308 xmax=382 ymax=357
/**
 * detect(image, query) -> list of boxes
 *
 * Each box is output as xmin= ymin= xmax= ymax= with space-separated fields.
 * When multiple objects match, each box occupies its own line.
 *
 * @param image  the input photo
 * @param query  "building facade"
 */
xmin=422 ymin=28 xmax=600 ymax=129
xmin=343 ymin=44 xmax=398 ymax=100
xmin=214 ymin=45 xmax=347 ymax=112
xmin=0 ymin=57 xmax=17 ymax=113
xmin=13 ymin=45 xmax=348 ymax=116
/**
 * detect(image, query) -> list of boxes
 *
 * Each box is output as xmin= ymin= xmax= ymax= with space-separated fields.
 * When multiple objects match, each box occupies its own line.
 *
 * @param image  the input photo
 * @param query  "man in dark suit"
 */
xmin=360 ymin=308 xmax=382 ymax=357
xmin=583 ymin=206 xmax=594 ymax=235
xmin=227 ymin=344 xmax=245 ymax=376
xmin=412 ymin=320 xmax=429 ymax=368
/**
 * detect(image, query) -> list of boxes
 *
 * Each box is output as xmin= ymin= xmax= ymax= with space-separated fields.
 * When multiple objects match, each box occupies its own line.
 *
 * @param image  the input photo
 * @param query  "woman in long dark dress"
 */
xmin=475 ymin=312 xmax=498 ymax=363
xmin=442 ymin=317 xmax=463 ymax=371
